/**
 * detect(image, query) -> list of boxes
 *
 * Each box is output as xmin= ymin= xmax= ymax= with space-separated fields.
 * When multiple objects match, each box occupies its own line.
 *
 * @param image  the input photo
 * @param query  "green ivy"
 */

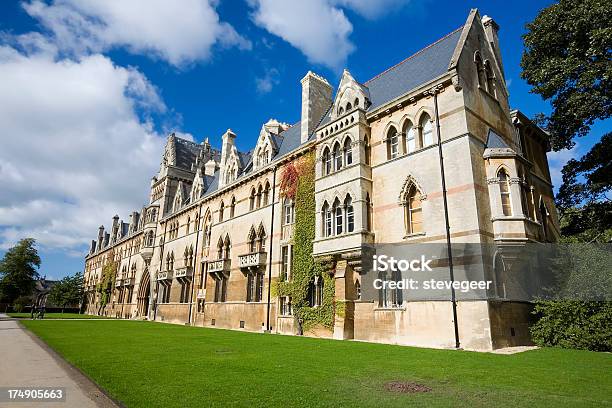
xmin=278 ymin=151 xmax=336 ymax=331
xmin=96 ymin=250 xmax=118 ymax=311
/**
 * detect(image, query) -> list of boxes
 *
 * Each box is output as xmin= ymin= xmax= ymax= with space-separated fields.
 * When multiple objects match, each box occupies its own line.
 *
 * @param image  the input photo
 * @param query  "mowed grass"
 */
xmin=8 ymin=312 xmax=112 ymax=319
xmin=21 ymin=320 xmax=611 ymax=408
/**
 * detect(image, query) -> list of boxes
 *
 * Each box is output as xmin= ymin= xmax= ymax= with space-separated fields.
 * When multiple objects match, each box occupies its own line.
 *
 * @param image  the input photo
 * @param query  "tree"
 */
xmin=521 ymin=0 xmax=611 ymax=241
xmin=521 ymin=0 xmax=611 ymax=151
xmin=0 ymin=238 xmax=41 ymax=304
xmin=49 ymin=272 xmax=84 ymax=313
xmin=556 ymin=133 xmax=611 ymax=240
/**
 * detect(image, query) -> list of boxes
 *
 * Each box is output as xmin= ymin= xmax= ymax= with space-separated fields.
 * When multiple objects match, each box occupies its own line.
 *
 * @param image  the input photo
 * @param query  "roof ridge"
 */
xmin=364 ymin=25 xmax=464 ymax=85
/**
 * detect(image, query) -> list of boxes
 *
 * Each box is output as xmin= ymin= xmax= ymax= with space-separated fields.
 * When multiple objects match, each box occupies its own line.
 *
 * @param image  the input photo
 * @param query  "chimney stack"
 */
xmin=482 ymin=15 xmax=504 ymax=80
xmin=301 ymin=71 xmax=332 ymax=144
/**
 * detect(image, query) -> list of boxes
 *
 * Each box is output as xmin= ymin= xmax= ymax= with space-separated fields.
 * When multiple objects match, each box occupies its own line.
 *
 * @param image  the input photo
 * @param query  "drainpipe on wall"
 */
xmin=187 ymin=203 xmax=203 ymax=325
xmin=265 ymin=165 xmax=278 ymax=332
xmin=432 ymin=85 xmax=461 ymax=349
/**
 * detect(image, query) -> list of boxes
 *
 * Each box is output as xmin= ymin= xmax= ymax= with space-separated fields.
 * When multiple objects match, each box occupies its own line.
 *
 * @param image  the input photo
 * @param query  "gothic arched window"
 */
xmin=498 ymin=169 xmax=512 ymax=216
xmin=387 ymin=125 xmax=399 ymax=159
xmin=343 ymin=137 xmax=353 ymax=166
xmin=405 ymin=185 xmax=423 ymax=235
xmin=420 ymin=114 xmax=434 ymax=147
xmin=345 ymin=195 xmax=354 ymax=233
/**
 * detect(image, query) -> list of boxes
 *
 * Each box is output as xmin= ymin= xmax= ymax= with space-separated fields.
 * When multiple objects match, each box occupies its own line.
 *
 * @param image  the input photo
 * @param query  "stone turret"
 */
xmin=301 ymin=71 xmax=332 ymax=143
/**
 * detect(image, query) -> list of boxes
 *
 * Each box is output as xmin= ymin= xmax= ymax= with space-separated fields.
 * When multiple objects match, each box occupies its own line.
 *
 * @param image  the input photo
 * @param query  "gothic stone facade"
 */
xmin=83 ymin=10 xmax=559 ymax=351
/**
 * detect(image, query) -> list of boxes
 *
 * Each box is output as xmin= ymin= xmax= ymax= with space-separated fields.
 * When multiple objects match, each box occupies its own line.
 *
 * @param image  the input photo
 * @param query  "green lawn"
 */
xmin=8 ymin=312 xmax=112 ymax=319
xmin=21 ymin=320 xmax=611 ymax=408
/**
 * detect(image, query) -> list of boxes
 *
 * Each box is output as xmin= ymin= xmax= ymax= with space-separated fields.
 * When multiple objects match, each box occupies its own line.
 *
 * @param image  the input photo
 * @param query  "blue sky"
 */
xmin=0 ymin=0 xmax=607 ymax=280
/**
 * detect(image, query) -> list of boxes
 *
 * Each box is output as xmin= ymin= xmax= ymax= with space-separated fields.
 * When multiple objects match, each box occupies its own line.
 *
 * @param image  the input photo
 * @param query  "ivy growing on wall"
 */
xmin=277 ymin=151 xmax=336 ymax=332
xmin=96 ymin=250 xmax=118 ymax=313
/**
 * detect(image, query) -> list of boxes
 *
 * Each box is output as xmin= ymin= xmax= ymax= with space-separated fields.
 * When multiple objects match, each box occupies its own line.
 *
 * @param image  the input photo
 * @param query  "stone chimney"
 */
xmin=301 ymin=71 xmax=332 ymax=144
xmin=220 ymin=129 xmax=236 ymax=164
xmin=482 ymin=15 xmax=504 ymax=80
xmin=204 ymin=159 xmax=217 ymax=177
xmin=90 ymin=240 xmax=96 ymax=254
xmin=97 ymin=225 xmax=104 ymax=250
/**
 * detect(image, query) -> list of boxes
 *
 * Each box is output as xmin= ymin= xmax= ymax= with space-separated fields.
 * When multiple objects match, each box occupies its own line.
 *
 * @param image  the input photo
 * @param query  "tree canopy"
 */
xmin=521 ymin=0 xmax=611 ymax=241
xmin=0 ymin=238 xmax=41 ymax=303
xmin=521 ymin=0 xmax=611 ymax=151
xmin=49 ymin=271 xmax=84 ymax=311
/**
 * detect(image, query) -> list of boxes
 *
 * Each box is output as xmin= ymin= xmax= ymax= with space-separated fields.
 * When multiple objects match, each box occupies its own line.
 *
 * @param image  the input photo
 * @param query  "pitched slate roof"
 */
xmin=485 ymin=129 xmax=510 ymax=149
xmin=365 ymin=27 xmax=463 ymax=111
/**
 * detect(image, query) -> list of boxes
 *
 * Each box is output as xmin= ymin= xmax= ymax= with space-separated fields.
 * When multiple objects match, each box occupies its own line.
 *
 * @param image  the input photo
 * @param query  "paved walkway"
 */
xmin=0 ymin=314 xmax=118 ymax=408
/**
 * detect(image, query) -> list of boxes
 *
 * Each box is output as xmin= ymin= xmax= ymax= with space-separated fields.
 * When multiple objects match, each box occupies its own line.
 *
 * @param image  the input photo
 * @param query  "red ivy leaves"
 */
xmin=279 ymin=162 xmax=300 ymax=199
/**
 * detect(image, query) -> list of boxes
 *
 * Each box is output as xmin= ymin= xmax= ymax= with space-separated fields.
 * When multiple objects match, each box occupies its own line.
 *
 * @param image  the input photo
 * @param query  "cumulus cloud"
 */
xmin=0 ymin=40 xmax=167 ymax=253
xmin=248 ymin=0 xmax=410 ymax=69
xmin=22 ymin=0 xmax=251 ymax=67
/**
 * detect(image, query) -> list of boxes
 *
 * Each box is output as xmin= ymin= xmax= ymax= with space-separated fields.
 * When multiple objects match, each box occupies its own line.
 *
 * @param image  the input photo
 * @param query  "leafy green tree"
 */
xmin=521 ymin=0 xmax=612 ymax=351
xmin=556 ymin=134 xmax=611 ymax=240
xmin=521 ymin=0 xmax=611 ymax=240
xmin=521 ymin=0 xmax=611 ymax=151
xmin=0 ymin=238 xmax=41 ymax=303
xmin=49 ymin=272 xmax=84 ymax=313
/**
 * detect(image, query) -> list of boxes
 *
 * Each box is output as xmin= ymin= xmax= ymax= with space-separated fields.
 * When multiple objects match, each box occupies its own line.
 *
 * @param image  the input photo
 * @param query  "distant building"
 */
xmin=32 ymin=278 xmax=57 ymax=309
xmin=83 ymin=10 xmax=559 ymax=350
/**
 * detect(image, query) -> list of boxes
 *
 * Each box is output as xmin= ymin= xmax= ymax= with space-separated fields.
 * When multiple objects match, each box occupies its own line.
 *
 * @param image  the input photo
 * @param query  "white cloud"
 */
xmin=547 ymin=144 xmax=580 ymax=190
xmin=248 ymin=0 xmax=410 ymax=69
xmin=249 ymin=0 xmax=354 ymax=70
xmin=0 ymin=41 xmax=167 ymax=253
xmin=22 ymin=0 xmax=251 ymax=67
xmin=333 ymin=0 xmax=411 ymax=20
xmin=255 ymin=67 xmax=280 ymax=94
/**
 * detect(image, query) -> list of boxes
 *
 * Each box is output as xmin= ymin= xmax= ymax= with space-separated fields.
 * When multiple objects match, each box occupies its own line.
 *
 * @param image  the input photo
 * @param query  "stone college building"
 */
xmin=83 ymin=10 xmax=559 ymax=351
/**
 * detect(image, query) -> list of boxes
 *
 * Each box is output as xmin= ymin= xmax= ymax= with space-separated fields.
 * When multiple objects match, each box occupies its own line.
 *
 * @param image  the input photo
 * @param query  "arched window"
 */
xmin=498 ymin=169 xmax=512 ymax=216
xmin=249 ymin=188 xmax=256 ymax=211
xmin=343 ymin=137 xmax=353 ymax=166
xmin=258 ymin=227 xmax=266 ymax=252
xmin=230 ymin=196 xmax=236 ymax=218
xmin=420 ymin=114 xmax=433 ymax=147
xmin=263 ymin=181 xmax=270 ymax=206
xmin=405 ymin=185 xmax=423 ymax=234
xmin=322 ymin=147 xmax=331 ymax=175
xmin=333 ymin=142 xmax=342 ymax=171
xmin=364 ymin=136 xmax=371 ymax=165
xmin=217 ymin=237 xmax=224 ymax=259
xmin=224 ymin=235 xmax=231 ymax=258
xmin=338 ymin=106 xmax=344 ymax=115
xmin=404 ymin=121 xmax=416 ymax=153
xmin=203 ymin=213 xmax=211 ymax=247
xmin=334 ymin=198 xmax=343 ymax=235
xmin=354 ymin=98 xmax=359 ymax=108
xmin=248 ymin=228 xmax=257 ymax=253
xmin=346 ymin=102 xmax=352 ymax=111
xmin=219 ymin=201 xmax=225 ymax=222
xmin=474 ymin=51 xmax=485 ymax=88
xmin=484 ymin=60 xmax=495 ymax=96
xmin=322 ymin=202 xmax=332 ymax=237
xmin=186 ymin=217 xmax=190 ymax=234
xmin=345 ymin=196 xmax=354 ymax=233
xmin=387 ymin=126 xmax=399 ymax=159
xmin=256 ymin=185 xmax=263 ymax=208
